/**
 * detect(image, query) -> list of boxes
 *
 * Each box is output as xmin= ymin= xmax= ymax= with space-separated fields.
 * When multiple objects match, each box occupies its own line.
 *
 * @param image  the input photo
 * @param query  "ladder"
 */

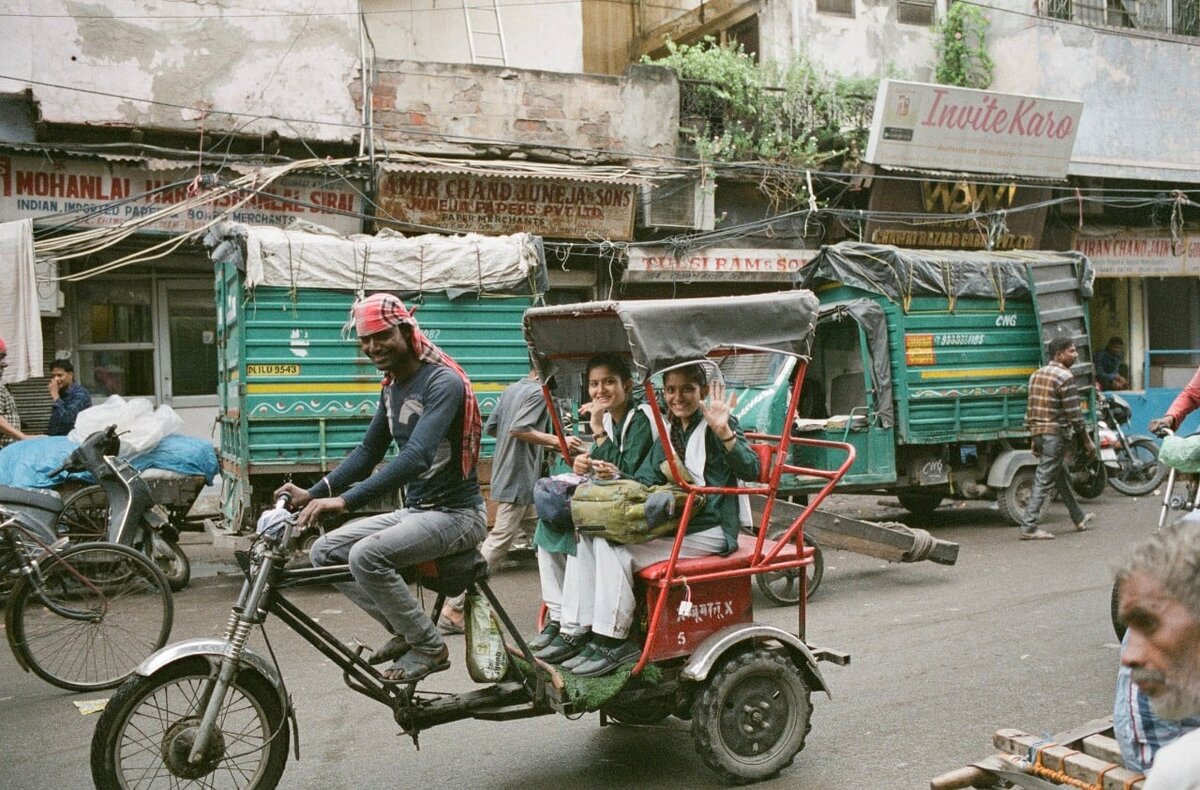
xmin=463 ymin=0 xmax=508 ymax=65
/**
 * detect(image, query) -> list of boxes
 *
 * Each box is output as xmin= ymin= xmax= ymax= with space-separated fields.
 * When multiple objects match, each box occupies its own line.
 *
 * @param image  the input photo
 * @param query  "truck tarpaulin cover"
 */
xmin=818 ymin=299 xmax=894 ymax=428
xmin=205 ymin=220 xmax=549 ymax=296
xmin=798 ymin=242 xmax=1094 ymax=306
xmin=524 ymin=291 xmax=819 ymax=400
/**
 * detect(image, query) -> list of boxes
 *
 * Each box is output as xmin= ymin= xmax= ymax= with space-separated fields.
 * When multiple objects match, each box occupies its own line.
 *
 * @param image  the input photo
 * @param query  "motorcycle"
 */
xmin=1097 ymin=393 xmax=1167 ymax=497
xmin=51 ymin=425 xmax=191 ymax=591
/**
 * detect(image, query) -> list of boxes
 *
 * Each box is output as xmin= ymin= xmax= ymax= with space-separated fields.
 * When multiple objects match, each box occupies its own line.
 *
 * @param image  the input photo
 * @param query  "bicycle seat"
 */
xmin=402 ymin=548 xmax=488 ymax=596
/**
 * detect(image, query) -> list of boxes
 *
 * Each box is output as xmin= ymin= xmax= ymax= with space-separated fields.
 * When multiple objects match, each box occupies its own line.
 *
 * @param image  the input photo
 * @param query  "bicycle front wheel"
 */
xmin=7 ymin=542 xmax=173 ymax=691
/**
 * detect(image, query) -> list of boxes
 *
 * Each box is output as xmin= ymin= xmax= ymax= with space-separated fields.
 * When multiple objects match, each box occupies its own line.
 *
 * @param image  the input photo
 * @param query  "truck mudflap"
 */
xmin=753 ymin=496 xmax=960 ymax=566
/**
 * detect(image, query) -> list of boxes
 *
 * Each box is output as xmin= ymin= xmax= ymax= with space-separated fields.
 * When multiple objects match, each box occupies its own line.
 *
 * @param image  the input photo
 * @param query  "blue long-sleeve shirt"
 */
xmin=308 ymin=364 xmax=482 ymax=511
xmin=48 ymin=382 xmax=92 ymax=436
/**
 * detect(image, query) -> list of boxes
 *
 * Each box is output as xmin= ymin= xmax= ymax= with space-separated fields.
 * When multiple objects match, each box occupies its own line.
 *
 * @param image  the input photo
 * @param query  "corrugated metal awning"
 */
xmin=875 ymin=163 xmax=1066 ymax=185
xmin=377 ymin=154 xmax=690 ymax=185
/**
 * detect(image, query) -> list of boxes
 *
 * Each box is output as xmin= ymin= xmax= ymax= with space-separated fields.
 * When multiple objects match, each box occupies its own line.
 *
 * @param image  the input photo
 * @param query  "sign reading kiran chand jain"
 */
xmin=865 ymin=80 xmax=1083 ymax=179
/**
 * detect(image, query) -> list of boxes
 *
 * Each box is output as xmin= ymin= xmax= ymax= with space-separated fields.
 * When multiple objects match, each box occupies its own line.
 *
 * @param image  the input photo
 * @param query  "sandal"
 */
xmin=368 ymin=634 xmax=411 ymax=666
xmin=380 ymin=644 xmax=451 ymax=684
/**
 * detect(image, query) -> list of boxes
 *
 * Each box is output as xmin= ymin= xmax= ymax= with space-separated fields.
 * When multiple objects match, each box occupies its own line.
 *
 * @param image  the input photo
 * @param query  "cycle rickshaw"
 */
xmin=91 ymin=290 xmax=855 ymax=787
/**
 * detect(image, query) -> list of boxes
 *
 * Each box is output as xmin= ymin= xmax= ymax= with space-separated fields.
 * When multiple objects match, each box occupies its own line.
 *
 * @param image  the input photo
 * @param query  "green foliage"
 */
xmin=935 ymin=2 xmax=994 ymax=89
xmin=644 ymin=39 xmax=879 ymax=209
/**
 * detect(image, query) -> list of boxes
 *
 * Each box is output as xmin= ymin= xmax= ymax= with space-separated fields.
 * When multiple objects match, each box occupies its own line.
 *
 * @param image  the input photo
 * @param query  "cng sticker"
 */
xmin=247 ymin=364 xmax=301 ymax=376
xmin=905 ymin=334 xmax=935 ymax=366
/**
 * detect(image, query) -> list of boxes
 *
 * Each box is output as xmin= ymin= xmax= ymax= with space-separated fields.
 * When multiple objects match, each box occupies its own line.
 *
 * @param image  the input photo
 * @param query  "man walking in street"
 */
xmin=274 ymin=292 xmax=487 ymax=684
xmin=1018 ymin=336 xmax=1095 ymax=540
xmin=47 ymin=359 xmax=91 ymax=436
xmin=438 ymin=369 xmax=580 ymax=633
xmin=1117 ymin=520 xmax=1200 ymax=787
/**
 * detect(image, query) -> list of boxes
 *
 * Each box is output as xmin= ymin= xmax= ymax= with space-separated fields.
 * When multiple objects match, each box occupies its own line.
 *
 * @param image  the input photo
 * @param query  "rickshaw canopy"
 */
xmin=523 ymin=291 xmax=819 ymax=399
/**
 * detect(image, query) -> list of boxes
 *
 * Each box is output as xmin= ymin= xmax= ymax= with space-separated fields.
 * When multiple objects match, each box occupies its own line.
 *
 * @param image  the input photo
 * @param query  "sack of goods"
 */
xmin=465 ymin=592 xmax=509 ymax=683
xmin=533 ymin=473 xmax=588 ymax=533
xmin=569 ymin=479 xmax=697 ymax=545
xmin=1160 ymin=433 xmax=1200 ymax=474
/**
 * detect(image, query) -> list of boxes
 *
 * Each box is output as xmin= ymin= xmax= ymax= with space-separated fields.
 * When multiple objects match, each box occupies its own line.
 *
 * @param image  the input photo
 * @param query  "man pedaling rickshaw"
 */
xmin=274 ymin=292 xmax=488 ymax=684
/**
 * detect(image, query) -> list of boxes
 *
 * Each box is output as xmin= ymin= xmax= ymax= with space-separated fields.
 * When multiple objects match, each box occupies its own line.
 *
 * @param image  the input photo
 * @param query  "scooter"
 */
xmin=52 ymin=425 xmax=191 ymax=591
xmin=1097 ymin=392 xmax=1166 ymax=496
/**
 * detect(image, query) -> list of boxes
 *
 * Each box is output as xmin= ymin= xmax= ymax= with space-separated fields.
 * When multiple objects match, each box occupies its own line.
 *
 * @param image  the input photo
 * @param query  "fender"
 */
xmin=987 ymin=449 xmax=1037 ymax=489
xmin=137 ymin=637 xmax=289 ymax=712
xmin=680 ymin=623 xmax=831 ymax=699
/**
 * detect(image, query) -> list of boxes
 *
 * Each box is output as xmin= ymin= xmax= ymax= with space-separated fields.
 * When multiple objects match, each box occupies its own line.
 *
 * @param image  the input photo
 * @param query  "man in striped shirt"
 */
xmin=1019 ymin=336 xmax=1096 ymax=540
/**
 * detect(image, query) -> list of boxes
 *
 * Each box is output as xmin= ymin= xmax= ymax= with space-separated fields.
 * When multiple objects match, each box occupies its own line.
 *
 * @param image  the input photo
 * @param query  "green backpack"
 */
xmin=570 ymin=477 xmax=699 ymax=545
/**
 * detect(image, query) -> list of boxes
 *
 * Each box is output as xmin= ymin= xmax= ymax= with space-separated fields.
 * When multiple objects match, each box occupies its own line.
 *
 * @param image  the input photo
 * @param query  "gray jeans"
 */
xmin=310 ymin=504 xmax=487 ymax=653
xmin=1020 ymin=432 xmax=1085 ymax=533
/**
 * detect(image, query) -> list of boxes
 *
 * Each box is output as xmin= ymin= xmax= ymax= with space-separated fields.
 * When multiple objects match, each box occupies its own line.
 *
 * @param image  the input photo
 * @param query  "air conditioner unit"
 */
xmin=35 ymin=258 xmax=62 ymax=317
xmin=641 ymin=178 xmax=715 ymax=231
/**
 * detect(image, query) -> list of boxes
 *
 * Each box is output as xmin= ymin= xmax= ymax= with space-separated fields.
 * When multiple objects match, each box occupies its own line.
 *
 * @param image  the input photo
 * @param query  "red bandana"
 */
xmin=352 ymin=293 xmax=481 ymax=477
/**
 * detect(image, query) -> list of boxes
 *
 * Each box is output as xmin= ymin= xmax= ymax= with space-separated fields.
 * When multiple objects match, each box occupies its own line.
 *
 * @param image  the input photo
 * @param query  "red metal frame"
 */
xmin=536 ymin=357 xmax=855 ymax=677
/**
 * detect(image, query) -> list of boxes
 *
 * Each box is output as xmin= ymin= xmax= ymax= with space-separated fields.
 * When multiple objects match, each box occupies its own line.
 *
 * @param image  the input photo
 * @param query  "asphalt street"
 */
xmin=0 ymin=487 xmax=1165 ymax=789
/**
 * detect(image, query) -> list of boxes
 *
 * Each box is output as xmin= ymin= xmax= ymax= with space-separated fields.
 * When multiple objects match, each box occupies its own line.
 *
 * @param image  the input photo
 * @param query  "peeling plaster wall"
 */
xmin=984 ymin=13 xmax=1200 ymax=182
xmin=360 ymin=0 xmax=584 ymax=72
xmin=0 ymin=0 xmax=362 ymax=142
xmin=757 ymin=0 xmax=938 ymax=80
xmin=366 ymin=61 xmax=678 ymax=162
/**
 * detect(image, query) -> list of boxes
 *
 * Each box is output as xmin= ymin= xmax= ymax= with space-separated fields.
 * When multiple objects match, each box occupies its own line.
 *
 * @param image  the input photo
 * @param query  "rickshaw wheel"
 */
xmin=603 ymin=696 xmax=675 ymax=726
xmin=997 ymin=469 xmax=1034 ymax=526
xmin=56 ymin=485 xmax=110 ymax=541
xmin=691 ymin=648 xmax=812 ymax=784
xmin=755 ymin=538 xmax=823 ymax=605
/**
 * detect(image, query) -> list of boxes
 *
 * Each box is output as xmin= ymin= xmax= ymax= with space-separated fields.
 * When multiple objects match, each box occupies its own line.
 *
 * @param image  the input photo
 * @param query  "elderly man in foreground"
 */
xmin=1117 ymin=520 xmax=1200 ymax=788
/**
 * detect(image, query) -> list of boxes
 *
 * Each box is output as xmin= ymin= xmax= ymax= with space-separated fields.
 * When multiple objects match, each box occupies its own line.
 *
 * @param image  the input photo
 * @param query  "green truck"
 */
xmin=206 ymin=222 xmax=547 ymax=534
xmin=729 ymin=242 xmax=1097 ymax=523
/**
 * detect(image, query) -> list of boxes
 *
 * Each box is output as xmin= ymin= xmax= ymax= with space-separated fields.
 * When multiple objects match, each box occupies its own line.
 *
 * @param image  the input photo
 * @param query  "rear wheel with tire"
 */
xmin=691 ymin=648 xmax=812 ymax=784
xmin=755 ymin=537 xmax=823 ymax=604
xmin=896 ymin=491 xmax=943 ymax=516
xmin=145 ymin=534 xmax=191 ymax=592
xmin=1110 ymin=438 xmax=1167 ymax=497
xmin=7 ymin=542 xmax=173 ymax=691
xmin=55 ymin=485 xmax=109 ymax=542
xmin=1071 ymin=456 xmax=1108 ymax=500
xmin=998 ymin=468 xmax=1035 ymax=525
xmin=91 ymin=656 xmax=290 ymax=790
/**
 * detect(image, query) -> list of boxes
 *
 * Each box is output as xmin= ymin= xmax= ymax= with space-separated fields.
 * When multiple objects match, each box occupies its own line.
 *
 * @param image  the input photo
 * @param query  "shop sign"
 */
xmin=865 ymin=80 xmax=1083 ymax=179
xmin=1074 ymin=230 xmax=1200 ymax=277
xmin=623 ymin=247 xmax=817 ymax=282
xmin=376 ymin=171 xmax=636 ymax=240
xmin=0 ymin=155 xmax=363 ymax=236
xmin=865 ymin=177 xmax=1049 ymax=250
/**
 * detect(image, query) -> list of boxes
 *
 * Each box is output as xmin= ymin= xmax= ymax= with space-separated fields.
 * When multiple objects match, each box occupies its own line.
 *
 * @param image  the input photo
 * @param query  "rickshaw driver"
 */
xmin=274 ymin=293 xmax=487 ymax=684
xmin=574 ymin=364 xmax=760 ymax=678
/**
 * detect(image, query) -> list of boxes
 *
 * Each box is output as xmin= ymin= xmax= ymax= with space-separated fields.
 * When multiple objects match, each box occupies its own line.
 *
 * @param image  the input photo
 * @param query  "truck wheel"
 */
xmin=691 ymin=648 xmax=812 ymax=784
xmin=896 ymin=491 xmax=943 ymax=516
xmin=998 ymin=468 xmax=1034 ymax=525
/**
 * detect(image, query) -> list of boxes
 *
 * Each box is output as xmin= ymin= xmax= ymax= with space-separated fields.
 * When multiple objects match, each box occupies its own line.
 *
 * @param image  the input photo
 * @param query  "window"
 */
xmin=897 ymin=0 xmax=936 ymax=24
xmin=1042 ymin=0 xmax=1200 ymax=35
xmin=71 ymin=275 xmax=217 ymax=406
xmin=817 ymin=0 xmax=855 ymax=17
xmin=75 ymin=282 xmax=156 ymax=397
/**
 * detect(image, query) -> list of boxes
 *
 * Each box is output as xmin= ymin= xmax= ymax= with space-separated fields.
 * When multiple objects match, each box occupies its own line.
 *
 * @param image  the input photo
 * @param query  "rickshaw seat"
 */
xmin=637 ymin=531 xmax=801 ymax=582
xmin=404 ymin=548 xmax=489 ymax=596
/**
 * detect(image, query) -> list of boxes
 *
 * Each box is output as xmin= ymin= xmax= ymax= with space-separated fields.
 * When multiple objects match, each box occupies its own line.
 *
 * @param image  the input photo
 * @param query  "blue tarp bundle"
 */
xmin=0 ymin=434 xmax=219 ymax=489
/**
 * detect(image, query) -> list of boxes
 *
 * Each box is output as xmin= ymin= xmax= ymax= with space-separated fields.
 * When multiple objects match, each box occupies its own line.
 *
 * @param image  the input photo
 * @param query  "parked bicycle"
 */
xmin=0 ymin=487 xmax=173 ymax=691
xmin=1097 ymin=393 xmax=1166 ymax=497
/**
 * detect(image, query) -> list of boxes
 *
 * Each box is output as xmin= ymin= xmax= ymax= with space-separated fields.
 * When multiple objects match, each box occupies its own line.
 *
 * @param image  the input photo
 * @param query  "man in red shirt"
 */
xmin=1019 ymin=337 xmax=1096 ymax=540
xmin=1150 ymin=367 xmax=1200 ymax=435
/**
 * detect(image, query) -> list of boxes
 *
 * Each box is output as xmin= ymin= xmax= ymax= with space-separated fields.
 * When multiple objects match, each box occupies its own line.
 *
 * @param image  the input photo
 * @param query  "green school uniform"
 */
xmin=532 ymin=403 xmax=656 ymax=555
xmin=633 ymin=413 xmax=759 ymax=553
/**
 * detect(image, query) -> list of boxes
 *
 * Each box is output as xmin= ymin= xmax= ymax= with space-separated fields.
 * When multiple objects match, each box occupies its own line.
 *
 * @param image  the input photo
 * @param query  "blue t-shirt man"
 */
xmin=47 ymin=360 xmax=92 ymax=436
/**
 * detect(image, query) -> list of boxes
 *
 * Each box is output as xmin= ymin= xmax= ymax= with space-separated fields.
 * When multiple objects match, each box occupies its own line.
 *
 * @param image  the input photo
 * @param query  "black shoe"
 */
xmin=572 ymin=639 xmax=641 ymax=678
xmin=534 ymin=631 xmax=591 ymax=664
xmin=527 ymin=620 xmax=561 ymax=651
xmin=560 ymin=641 xmax=599 ymax=672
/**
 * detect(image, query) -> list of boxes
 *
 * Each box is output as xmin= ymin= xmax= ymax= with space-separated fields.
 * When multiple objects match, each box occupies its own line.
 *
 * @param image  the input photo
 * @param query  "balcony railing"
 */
xmin=1042 ymin=0 xmax=1200 ymax=37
